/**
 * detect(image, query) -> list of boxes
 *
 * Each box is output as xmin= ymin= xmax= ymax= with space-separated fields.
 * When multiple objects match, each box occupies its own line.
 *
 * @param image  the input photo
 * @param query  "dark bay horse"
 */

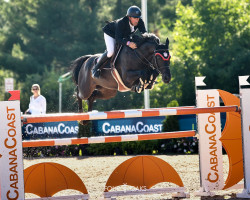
xmin=71 ymin=33 xmax=171 ymax=112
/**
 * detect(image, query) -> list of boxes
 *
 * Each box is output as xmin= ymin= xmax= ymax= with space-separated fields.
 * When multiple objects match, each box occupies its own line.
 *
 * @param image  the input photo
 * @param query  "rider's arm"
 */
xmin=115 ymin=18 xmax=130 ymax=45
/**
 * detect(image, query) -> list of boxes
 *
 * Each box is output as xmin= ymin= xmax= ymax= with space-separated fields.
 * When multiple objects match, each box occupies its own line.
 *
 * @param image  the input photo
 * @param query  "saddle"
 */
xmin=94 ymin=44 xmax=130 ymax=92
xmin=110 ymin=44 xmax=156 ymax=93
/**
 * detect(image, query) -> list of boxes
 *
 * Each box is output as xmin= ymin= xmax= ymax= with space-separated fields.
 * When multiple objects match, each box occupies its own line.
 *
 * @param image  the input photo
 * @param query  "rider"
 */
xmin=92 ymin=5 xmax=147 ymax=78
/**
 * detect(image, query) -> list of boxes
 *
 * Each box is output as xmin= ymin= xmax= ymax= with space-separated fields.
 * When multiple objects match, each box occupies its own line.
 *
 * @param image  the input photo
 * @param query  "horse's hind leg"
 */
xmin=75 ymin=86 xmax=90 ymax=125
xmin=76 ymin=86 xmax=83 ymax=113
xmin=87 ymin=88 xmax=117 ymax=112
xmin=87 ymin=90 xmax=98 ymax=112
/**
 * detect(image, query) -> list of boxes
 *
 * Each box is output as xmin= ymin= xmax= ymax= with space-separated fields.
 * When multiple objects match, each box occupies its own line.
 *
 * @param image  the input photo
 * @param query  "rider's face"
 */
xmin=129 ymin=17 xmax=139 ymax=26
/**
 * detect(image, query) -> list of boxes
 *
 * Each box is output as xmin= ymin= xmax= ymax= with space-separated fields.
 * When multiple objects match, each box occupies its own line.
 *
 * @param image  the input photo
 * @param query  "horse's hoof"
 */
xmin=146 ymin=82 xmax=155 ymax=90
xmin=136 ymin=84 xmax=144 ymax=93
xmin=136 ymin=87 xmax=141 ymax=93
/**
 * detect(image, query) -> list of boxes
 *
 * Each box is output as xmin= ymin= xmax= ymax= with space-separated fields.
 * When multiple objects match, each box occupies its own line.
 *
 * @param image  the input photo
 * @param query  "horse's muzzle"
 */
xmin=162 ymin=67 xmax=171 ymax=83
xmin=162 ymin=75 xmax=171 ymax=84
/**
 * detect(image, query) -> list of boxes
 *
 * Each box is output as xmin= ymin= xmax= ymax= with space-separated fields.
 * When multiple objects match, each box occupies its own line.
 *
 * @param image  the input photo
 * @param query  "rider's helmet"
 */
xmin=127 ymin=6 xmax=141 ymax=18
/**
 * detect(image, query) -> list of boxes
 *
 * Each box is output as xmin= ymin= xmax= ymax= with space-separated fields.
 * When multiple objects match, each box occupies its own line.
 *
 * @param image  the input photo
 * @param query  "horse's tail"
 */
xmin=71 ymin=55 xmax=91 ymax=85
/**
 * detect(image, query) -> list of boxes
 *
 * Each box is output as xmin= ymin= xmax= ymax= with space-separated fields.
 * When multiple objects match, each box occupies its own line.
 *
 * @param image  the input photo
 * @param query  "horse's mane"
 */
xmin=142 ymin=33 xmax=160 ymax=44
xmin=132 ymin=33 xmax=160 ymax=47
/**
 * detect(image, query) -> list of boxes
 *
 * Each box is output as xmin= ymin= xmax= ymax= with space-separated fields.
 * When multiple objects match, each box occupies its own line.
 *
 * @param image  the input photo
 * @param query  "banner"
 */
xmin=22 ymin=121 xmax=79 ymax=140
xmin=197 ymin=89 xmax=224 ymax=191
xmin=92 ymin=116 xmax=165 ymax=136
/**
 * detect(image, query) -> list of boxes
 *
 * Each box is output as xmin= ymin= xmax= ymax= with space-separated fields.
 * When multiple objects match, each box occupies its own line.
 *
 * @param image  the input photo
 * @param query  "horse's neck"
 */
xmin=116 ymin=43 xmax=154 ymax=72
xmin=139 ymin=42 xmax=155 ymax=56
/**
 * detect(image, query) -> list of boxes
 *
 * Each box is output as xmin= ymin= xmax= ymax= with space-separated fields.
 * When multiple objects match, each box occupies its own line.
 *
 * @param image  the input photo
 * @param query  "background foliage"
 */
xmin=1 ymin=0 xmax=249 ymax=155
xmin=1 ymin=0 xmax=248 ymax=111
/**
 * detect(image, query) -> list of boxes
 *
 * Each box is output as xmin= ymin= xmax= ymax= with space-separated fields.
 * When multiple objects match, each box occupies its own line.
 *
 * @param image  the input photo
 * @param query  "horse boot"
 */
xmin=92 ymin=51 xmax=109 ymax=78
xmin=146 ymin=69 xmax=159 ymax=89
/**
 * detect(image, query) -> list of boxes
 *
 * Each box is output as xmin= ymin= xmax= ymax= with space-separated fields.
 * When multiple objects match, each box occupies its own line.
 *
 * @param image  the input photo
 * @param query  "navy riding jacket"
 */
xmin=102 ymin=16 xmax=147 ymax=46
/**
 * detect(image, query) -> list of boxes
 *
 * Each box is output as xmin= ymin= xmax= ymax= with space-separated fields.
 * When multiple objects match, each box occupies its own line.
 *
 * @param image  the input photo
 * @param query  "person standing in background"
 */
xmin=25 ymin=84 xmax=46 ymax=115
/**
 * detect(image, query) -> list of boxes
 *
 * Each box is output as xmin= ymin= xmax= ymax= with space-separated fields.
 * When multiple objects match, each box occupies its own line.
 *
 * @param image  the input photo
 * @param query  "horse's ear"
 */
xmin=166 ymin=38 xmax=169 ymax=47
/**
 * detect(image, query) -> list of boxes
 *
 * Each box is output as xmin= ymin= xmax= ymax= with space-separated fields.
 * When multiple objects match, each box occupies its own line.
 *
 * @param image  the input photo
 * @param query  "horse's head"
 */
xmin=154 ymin=38 xmax=171 ymax=83
xmin=133 ymin=34 xmax=171 ymax=84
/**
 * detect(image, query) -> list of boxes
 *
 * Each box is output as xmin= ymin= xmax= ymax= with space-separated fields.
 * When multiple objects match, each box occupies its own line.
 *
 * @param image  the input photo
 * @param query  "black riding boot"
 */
xmin=92 ymin=51 xmax=109 ymax=78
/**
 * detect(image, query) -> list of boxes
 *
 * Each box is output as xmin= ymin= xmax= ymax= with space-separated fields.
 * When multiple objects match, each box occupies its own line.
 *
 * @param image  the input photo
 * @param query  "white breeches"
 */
xmin=104 ymin=33 xmax=116 ymax=58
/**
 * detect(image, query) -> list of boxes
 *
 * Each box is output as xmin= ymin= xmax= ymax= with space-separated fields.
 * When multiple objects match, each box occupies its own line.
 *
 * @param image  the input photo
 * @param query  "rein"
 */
xmin=133 ymin=49 xmax=155 ymax=70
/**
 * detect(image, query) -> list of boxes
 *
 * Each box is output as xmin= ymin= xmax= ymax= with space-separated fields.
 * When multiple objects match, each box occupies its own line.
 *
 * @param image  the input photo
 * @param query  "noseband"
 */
xmin=133 ymin=48 xmax=171 ymax=74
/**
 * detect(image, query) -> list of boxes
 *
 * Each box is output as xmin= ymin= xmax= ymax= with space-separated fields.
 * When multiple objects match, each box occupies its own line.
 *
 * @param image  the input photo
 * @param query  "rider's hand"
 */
xmin=128 ymin=42 xmax=137 ymax=49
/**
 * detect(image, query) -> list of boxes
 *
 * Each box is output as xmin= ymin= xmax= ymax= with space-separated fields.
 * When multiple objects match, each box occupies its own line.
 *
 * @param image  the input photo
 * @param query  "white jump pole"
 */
xmin=141 ymin=0 xmax=150 ymax=109
xmin=237 ymin=75 xmax=250 ymax=198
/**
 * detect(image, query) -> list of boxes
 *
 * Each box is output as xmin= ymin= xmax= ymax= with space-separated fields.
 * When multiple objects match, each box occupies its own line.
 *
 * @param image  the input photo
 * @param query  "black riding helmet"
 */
xmin=127 ymin=6 xmax=141 ymax=18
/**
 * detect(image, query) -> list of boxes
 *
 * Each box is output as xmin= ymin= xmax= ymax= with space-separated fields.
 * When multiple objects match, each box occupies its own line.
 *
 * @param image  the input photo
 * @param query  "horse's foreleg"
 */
xmin=146 ymin=69 xmax=159 ymax=89
xmin=126 ymin=70 xmax=148 ymax=93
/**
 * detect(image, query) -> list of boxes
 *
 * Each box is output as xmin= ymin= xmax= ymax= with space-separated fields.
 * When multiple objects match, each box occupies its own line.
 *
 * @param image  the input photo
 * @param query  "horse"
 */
xmin=71 ymin=33 xmax=171 ymax=113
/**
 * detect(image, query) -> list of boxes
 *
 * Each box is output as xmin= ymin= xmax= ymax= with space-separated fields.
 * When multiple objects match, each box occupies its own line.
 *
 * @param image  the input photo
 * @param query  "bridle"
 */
xmin=154 ymin=49 xmax=171 ymax=61
xmin=133 ymin=48 xmax=171 ymax=74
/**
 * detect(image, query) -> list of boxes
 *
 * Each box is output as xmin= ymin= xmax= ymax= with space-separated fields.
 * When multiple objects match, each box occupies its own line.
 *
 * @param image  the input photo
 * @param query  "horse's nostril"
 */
xmin=163 ymin=75 xmax=171 ymax=84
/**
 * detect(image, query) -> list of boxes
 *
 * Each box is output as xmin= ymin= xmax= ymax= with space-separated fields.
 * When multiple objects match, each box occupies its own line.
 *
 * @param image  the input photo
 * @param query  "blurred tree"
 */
xmin=20 ymin=68 xmax=77 ymax=113
xmin=1 ymin=0 xmax=249 ymax=113
xmin=172 ymin=0 xmax=249 ymax=107
xmin=111 ymin=0 xmax=140 ymax=20
xmin=193 ymin=0 xmax=250 ymax=93
xmin=0 ymin=0 xmax=7 ymax=28
xmin=0 ymin=0 xmax=103 ymax=78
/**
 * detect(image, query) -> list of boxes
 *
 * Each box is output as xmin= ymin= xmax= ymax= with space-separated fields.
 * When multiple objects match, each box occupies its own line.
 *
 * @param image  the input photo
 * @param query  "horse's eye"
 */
xmin=163 ymin=52 xmax=168 ymax=57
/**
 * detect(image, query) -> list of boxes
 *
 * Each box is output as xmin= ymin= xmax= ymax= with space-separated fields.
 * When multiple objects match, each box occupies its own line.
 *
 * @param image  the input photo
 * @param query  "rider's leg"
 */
xmin=104 ymin=33 xmax=116 ymax=58
xmin=92 ymin=33 xmax=115 ymax=78
xmin=91 ymin=51 xmax=108 ymax=78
